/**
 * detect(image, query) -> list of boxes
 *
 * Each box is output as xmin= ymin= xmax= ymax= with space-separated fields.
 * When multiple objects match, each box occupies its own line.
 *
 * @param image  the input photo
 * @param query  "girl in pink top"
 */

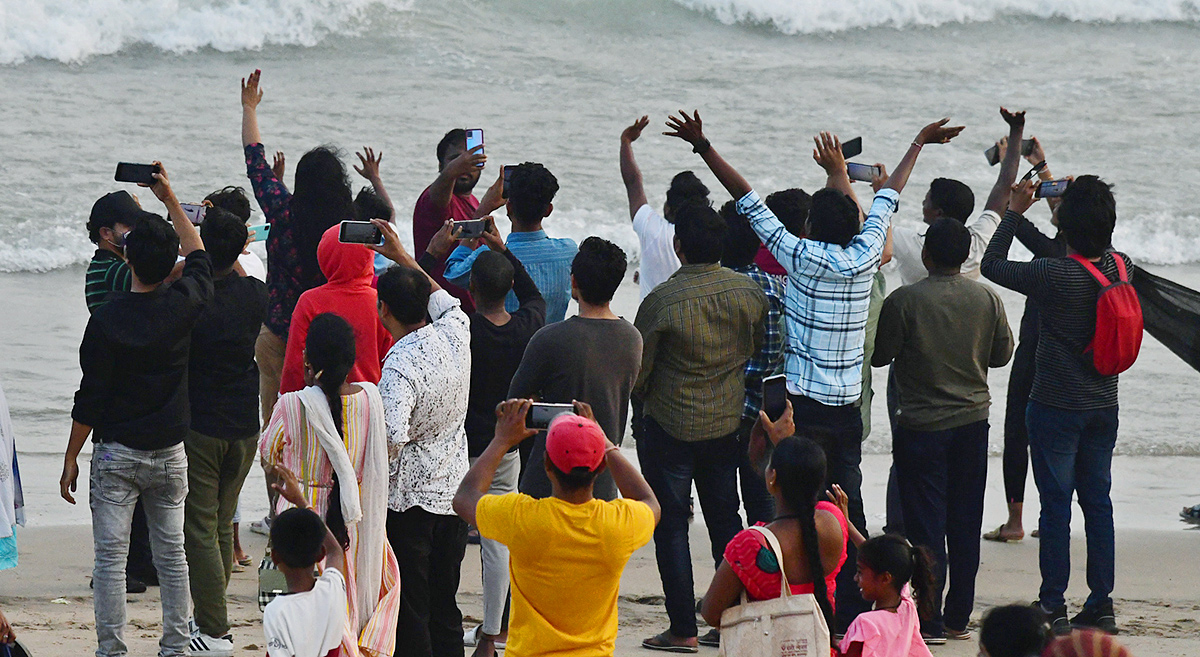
xmin=837 ymin=533 xmax=936 ymax=657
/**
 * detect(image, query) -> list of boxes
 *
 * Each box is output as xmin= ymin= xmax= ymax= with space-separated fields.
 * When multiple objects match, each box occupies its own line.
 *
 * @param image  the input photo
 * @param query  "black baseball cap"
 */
xmin=87 ymin=191 xmax=161 ymax=238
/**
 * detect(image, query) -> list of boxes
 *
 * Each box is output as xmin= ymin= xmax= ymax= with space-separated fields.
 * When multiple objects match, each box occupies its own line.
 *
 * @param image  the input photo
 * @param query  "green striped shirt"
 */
xmin=85 ymin=249 xmax=133 ymax=314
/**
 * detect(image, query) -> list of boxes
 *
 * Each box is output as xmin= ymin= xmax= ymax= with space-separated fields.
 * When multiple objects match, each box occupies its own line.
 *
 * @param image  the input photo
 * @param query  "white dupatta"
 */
xmin=296 ymin=382 xmax=389 ymax=630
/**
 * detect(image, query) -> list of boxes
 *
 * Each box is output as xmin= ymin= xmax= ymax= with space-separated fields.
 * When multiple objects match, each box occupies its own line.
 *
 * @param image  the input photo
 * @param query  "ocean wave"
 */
xmin=672 ymin=0 xmax=1200 ymax=33
xmin=0 ymin=0 xmax=414 ymax=65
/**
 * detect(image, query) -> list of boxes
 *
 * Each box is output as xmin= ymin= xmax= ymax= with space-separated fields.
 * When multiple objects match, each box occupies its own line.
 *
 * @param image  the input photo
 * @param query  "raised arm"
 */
xmin=620 ymin=116 xmax=651 ymax=219
xmin=473 ymin=167 xmax=507 ymax=219
xmin=980 ymin=179 xmax=1050 ymax=296
xmin=241 ymin=69 xmax=263 ymax=147
xmin=481 ymin=223 xmax=545 ymax=311
xmin=429 ymin=147 xmax=486 ymax=211
xmin=370 ymin=219 xmax=442 ymax=293
xmin=882 ymin=118 xmax=966 ymax=195
xmin=812 ymin=132 xmax=859 ymax=213
xmin=145 ymin=162 xmax=204 ymax=256
xmin=355 ymin=148 xmax=394 ymax=221
xmin=574 ymin=400 xmax=660 ymax=520
xmin=272 ymin=464 xmax=347 ymax=575
xmin=983 ymin=108 xmax=1027 ymax=215
xmin=453 ymin=399 xmax=538 ymax=525
xmin=663 ymin=110 xmax=752 ymax=200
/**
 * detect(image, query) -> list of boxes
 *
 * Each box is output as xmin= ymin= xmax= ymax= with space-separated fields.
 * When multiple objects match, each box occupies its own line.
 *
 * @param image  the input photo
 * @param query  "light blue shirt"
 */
xmin=443 ymin=230 xmax=578 ymax=323
xmin=737 ymin=188 xmax=898 ymax=406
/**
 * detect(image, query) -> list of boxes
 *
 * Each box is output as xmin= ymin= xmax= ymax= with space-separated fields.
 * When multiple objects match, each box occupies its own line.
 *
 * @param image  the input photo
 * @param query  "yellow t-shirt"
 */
xmin=475 ymin=493 xmax=656 ymax=657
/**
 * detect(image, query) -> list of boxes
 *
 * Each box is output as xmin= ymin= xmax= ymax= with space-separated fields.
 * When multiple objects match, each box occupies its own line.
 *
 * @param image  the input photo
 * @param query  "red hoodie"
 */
xmin=278 ymin=226 xmax=394 ymax=395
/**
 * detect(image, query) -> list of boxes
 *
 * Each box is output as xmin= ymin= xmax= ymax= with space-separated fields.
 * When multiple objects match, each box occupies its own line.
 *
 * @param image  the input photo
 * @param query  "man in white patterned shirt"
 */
xmin=665 ymin=110 xmax=963 ymax=633
xmin=370 ymin=220 xmax=472 ymax=657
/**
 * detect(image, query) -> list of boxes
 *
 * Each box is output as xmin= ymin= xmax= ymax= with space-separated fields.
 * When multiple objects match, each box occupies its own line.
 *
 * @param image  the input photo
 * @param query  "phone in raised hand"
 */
xmin=528 ymin=402 xmax=575 ymax=430
xmin=114 ymin=162 xmax=161 ymax=185
xmin=846 ymin=162 xmax=882 ymax=183
xmin=762 ymin=374 xmax=788 ymax=422
xmin=338 ymin=220 xmax=384 ymax=245
xmin=247 ymin=223 xmax=271 ymax=243
xmin=1035 ymin=179 xmax=1070 ymax=198
xmin=464 ymin=129 xmax=484 ymax=167
xmin=453 ymin=219 xmax=489 ymax=240
xmin=840 ymin=137 xmax=863 ymax=159
xmin=502 ymin=165 xmax=515 ymax=199
xmin=180 ymin=203 xmax=206 ymax=225
xmin=985 ymin=139 xmax=1036 ymax=166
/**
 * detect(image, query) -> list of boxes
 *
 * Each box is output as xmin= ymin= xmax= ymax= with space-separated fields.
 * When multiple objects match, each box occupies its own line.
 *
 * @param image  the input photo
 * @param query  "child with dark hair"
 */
xmin=262 ymin=466 xmax=349 ymax=657
xmin=260 ymin=313 xmax=400 ymax=657
xmin=835 ymin=533 xmax=936 ymax=657
xmin=979 ymin=604 xmax=1051 ymax=657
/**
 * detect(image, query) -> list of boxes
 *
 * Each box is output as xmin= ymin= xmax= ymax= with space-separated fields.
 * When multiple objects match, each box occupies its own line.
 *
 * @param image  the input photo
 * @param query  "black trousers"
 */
xmin=1003 ymin=321 xmax=1038 ymax=504
xmin=387 ymin=507 xmax=468 ymax=657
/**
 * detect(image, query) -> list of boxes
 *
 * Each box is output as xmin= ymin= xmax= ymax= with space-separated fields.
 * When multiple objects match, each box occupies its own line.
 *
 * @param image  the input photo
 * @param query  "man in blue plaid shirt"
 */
xmin=667 ymin=110 xmax=964 ymax=632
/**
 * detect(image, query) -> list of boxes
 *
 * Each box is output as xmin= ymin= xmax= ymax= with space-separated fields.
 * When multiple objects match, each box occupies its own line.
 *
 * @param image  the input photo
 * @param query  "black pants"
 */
xmin=636 ymin=417 xmax=742 ymax=639
xmin=787 ymin=393 xmax=870 ymax=633
xmin=736 ymin=417 xmax=775 ymax=525
xmin=387 ymin=508 xmax=468 ymax=657
xmin=893 ymin=420 xmax=989 ymax=636
xmin=1003 ymin=324 xmax=1038 ymax=504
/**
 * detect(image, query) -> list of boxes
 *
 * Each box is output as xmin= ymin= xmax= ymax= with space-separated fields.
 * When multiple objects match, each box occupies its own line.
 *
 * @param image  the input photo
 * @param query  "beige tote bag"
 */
xmin=718 ymin=525 xmax=832 ymax=657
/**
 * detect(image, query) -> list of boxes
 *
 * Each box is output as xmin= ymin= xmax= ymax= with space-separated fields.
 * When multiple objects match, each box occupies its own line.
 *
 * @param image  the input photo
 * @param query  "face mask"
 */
xmin=106 ymin=230 xmax=130 ymax=253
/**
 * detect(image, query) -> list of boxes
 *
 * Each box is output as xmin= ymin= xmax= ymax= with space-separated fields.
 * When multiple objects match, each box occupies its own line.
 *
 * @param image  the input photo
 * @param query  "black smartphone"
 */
xmin=453 ymin=219 xmax=489 ymax=240
xmin=502 ymin=165 xmax=515 ymax=199
xmin=528 ymin=402 xmax=575 ymax=430
xmin=846 ymin=162 xmax=881 ymax=183
xmin=464 ymin=128 xmax=484 ymax=167
xmin=762 ymin=374 xmax=788 ymax=422
xmin=181 ymin=203 xmax=206 ymax=225
xmin=1035 ymin=179 xmax=1070 ymax=198
xmin=1020 ymin=160 xmax=1047 ymax=183
xmin=840 ymin=137 xmax=863 ymax=160
xmin=338 ymin=220 xmax=383 ymax=245
xmin=114 ymin=162 xmax=161 ymax=185
xmin=985 ymin=139 xmax=1036 ymax=166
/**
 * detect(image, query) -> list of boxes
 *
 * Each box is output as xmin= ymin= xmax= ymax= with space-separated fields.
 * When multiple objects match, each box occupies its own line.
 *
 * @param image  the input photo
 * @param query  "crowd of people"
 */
xmin=46 ymin=67 xmax=1144 ymax=657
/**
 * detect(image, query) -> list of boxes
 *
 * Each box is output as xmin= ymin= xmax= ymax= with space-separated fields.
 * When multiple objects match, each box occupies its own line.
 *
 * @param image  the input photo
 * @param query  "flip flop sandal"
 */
xmin=238 ymin=556 xmax=254 ymax=567
xmin=983 ymin=525 xmax=1023 ymax=542
xmin=642 ymin=632 xmax=699 ymax=653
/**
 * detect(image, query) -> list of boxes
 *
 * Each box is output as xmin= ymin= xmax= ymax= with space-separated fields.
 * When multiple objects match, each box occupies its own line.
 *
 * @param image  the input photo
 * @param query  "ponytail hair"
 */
xmin=768 ymin=436 xmax=833 ymax=629
xmin=858 ymin=533 xmax=938 ymax=620
xmin=304 ymin=312 xmax=357 ymax=550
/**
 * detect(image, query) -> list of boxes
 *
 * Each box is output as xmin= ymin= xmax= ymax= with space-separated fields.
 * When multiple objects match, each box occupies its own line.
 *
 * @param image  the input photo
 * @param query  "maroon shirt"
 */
xmin=412 ymin=185 xmax=478 ymax=313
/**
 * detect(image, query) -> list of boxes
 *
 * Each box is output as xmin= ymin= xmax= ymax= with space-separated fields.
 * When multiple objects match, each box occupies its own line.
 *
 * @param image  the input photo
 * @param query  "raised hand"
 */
xmin=142 ymin=160 xmax=176 ymax=204
xmin=269 ymin=464 xmax=309 ymax=509
xmin=572 ymin=400 xmax=597 ymax=423
xmin=812 ymin=132 xmax=848 ymax=175
xmin=622 ymin=115 xmax=650 ymax=144
xmin=915 ymin=118 xmax=966 ymax=146
xmin=272 ymin=151 xmax=286 ymax=181
xmin=446 ymin=146 xmax=487 ymax=178
xmin=494 ymin=399 xmax=538 ymax=448
xmin=1025 ymin=136 xmax=1046 ymax=166
xmin=870 ymin=163 xmax=890 ymax=193
xmin=1000 ymin=106 xmax=1026 ymax=129
xmin=826 ymin=484 xmax=850 ymax=520
xmin=368 ymin=218 xmax=414 ymax=266
xmin=479 ymin=217 xmax=506 ymax=252
xmin=426 ymin=219 xmax=462 ymax=260
xmin=663 ymin=110 xmax=706 ymax=148
xmin=241 ymin=69 xmax=263 ymax=109
xmin=1009 ymin=177 xmax=1040 ymax=215
xmin=354 ymin=147 xmax=383 ymax=182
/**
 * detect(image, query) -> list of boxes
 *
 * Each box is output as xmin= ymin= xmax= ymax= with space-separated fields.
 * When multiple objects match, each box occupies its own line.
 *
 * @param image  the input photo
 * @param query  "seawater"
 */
xmin=2 ymin=0 xmax=1200 ymax=525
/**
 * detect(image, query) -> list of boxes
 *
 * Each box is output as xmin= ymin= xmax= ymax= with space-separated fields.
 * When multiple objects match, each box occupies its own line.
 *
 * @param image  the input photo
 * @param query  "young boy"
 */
xmin=263 ymin=466 xmax=349 ymax=657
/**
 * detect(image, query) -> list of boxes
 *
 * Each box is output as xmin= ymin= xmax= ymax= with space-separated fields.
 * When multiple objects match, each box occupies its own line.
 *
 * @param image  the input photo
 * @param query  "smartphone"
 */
xmin=453 ymin=219 xmax=489 ymax=240
xmin=840 ymin=137 xmax=863 ymax=160
xmin=762 ymin=374 xmax=788 ymax=423
xmin=114 ymin=162 xmax=161 ymax=185
xmin=181 ymin=203 xmax=206 ymax=225
xmin=528 ymin=402 xmax=575 ymax=430
xmin=985 ymin=139 xmax=1036 ymax=166
xmin=1035 ymin=179 xmax=1070 ymax=198
xmin=502 ymin=165 xmax=515 ymax=199
xmin=1020 ymin=160 xmax=1048 ymax=183
xmin=338 ymin=220 xmax=384 ymax=245
xmin=464 ymin=128 xmax=484 ymax=167
xmin=247 ymin=223 xmax=271 ymax=243
xmin=846 ymin=162 xmax=882 ymax=183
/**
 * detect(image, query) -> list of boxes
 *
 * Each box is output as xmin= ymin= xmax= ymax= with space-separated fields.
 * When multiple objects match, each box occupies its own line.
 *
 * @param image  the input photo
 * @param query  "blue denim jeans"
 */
xmin=1026 ymin=401 xmax=1119 ymax=610
xmin=90 ymin=441 xmax=190 ymax=657
xmin=636 ymin=417 xmax=742 ymax=638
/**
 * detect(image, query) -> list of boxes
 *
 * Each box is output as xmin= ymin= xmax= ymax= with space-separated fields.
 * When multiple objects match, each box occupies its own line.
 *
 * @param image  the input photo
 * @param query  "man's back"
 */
xmin=874 ymin=274 xmax=1013 ymax=431
xmin=475 ymin=493 xmax=655 ymax=657
xmin=189 ymin=274 xmax=268 ymax=439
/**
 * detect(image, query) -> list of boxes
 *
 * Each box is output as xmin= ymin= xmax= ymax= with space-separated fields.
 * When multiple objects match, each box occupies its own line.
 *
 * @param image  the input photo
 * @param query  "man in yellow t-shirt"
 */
xmin=454 ymin=399 xmax=660 ymax=657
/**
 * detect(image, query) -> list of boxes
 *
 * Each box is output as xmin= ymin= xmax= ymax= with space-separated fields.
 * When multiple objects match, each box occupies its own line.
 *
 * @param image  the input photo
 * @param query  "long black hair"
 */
xmin=857 ymin=533 xmax=937 ymax=620
xmin=305 ymin=312 xmax=357 ymax=550
xmin=290 ymin=146 xmax=354 ymax=290
xmin=769 ymin=436 xmax=833 ymax=629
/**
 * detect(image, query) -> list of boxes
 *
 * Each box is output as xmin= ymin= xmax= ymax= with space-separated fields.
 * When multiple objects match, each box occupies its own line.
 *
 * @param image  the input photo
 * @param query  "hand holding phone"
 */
xmin=247 ymin=223 xmax=271 ymax=243
xmin=338 ymin=220 xmax=384 ymax=245
xmin=180 ymin=203 xmax=207 ymax=225
xmin=464 ymin=129 xmax=485 ymax=168
xmin=114 ymin=162 xmax=162 ymax=185
xmin=840 ymin=137 xmax=863 ymax=159
xmin=453 ymin=219 xmax=489 ymax=240
xmin=846 ymin=162 xmax=882 ymax=183
xmin=985 ymin=139 xmax=1036 ymax=166
xmin=528 ymin=402 xmax=575 ymax=430
xmin=762 ymin=374 xmax=788 ymax=423
xmin=502 ymin=165 xmax=515 ymax=199
xmin=1035 ymin=179 xmax=1070 ymax=198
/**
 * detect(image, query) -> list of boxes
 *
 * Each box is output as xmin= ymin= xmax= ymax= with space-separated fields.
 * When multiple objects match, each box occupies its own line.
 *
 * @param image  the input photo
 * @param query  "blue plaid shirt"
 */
xmin=733 ymin=264 xmax=785 ymax=419
xmin=737 ymin=188 xmax=898 ymax=406
xmin=443 ymin=230 xmax=579 ymax=323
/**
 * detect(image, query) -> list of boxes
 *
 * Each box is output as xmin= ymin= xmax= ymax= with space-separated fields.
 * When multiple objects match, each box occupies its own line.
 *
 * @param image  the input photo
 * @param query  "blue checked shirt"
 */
xmin=443 ymin=230 xmax=579 ymax=323
xmin=733 ymin=264 xmax=786 ymax=419
xmin=737 ymin=188 xmax=898 ymax=406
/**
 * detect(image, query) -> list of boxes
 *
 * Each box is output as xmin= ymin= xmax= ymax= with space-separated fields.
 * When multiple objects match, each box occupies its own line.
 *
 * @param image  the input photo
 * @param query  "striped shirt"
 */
xmin=982 ymin=210 xmax=1130 ymax=410
xmin=443 ymin=230 xmax=579 ymax=323
xmin=634 ymin=263 xmax=767 ymax=442
xmin=85 ymin=249 xmax=133 ymax=313
xmin=733 ymin=264 xmax=786 ymax=419
xmin=737 ymin=189 xmax=897 ymax=406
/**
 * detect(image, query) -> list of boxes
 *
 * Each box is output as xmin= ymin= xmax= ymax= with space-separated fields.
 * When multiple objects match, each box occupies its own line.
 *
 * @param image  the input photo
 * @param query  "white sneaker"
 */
xmin=189 ymin=633 xmax=234 ymax=657
xmin=249 ymin=517 xmax=272 ymax=536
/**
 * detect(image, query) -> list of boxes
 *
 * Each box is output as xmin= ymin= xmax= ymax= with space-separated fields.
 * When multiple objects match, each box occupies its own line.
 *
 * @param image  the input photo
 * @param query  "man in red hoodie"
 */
xmin=279 ymin=225 xmax=394 ymax=394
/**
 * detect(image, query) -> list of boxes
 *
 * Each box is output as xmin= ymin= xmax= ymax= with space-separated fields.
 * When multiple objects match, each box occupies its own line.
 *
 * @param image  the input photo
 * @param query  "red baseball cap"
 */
xmin=546 ymin=414 xmax=607 ymax=473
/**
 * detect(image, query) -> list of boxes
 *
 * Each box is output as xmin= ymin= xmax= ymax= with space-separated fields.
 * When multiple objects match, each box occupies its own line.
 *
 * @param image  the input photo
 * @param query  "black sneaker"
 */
xmin=1072 ymin=600 xmax=1119 ymax=635
xmin=698 ymin=629 xmax=720 ymax=647
xmin=1037 ymin=602 xmax=1071 ymax=636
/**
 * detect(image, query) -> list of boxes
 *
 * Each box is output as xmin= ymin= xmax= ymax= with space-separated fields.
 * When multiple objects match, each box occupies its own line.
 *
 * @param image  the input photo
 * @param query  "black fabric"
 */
xmin=465 ymin=250 xmax=546 ymax=456
xmin=189 ymin=274 xmax=268 ymax=439
xmin=73 ymin=250 xmax=214 ymax=450
xmin=387 ymin=507 xmax=468 ymax=657
xmin=1131 ymin=267 xmax=1200 ymax=373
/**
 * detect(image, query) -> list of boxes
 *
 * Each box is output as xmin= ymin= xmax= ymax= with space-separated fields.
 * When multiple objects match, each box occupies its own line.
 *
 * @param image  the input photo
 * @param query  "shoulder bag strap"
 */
xmin=1069 ymin=253 xmax=1113 ymax=287
xmin=748 ymin=525 xmax=793 ymax=599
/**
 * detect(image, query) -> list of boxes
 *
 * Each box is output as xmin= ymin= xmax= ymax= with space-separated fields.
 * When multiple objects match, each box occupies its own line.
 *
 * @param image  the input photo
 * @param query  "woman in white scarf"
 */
xmin=0 ymin=381 xmax=25 ymax=646
xmin=260 ymin=314 xmax=399 ymax=657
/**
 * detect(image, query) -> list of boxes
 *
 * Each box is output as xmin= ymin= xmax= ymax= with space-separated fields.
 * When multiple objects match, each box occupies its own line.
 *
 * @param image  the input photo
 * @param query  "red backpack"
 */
xmin=1071 ymin=253 xmax=1143 ymax=375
